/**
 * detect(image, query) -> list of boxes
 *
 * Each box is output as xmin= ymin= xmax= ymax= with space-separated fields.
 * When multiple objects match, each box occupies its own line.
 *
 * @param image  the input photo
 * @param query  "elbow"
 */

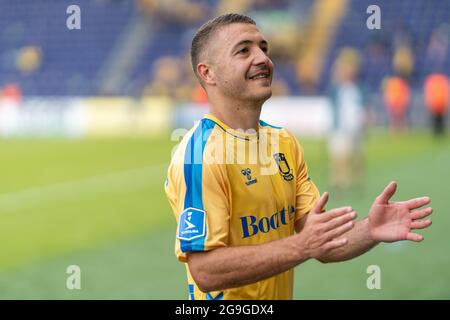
xmin=191 ymin=270 xmax=213 ymax=293
xmin=188 ymin=255 xmax=221 ymax=293
xmin=316 ymin=256 xmax=332 ymax=264
xmin=190 ymin=269 xmax=224 ymax=293
xmin=317 ymin=255 xmax=351 ymax=264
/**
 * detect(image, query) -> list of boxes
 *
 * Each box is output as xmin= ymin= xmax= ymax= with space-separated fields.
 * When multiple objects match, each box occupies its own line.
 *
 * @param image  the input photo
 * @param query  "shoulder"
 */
xmin=173 ymin=118 xmax=219 ymax=158
xmin=168 ymin=118 xmax=225 ymax=174
xmin=258 ymin=119 xmax=293 ymax=139
xmin=258 ymin=119 xmax=283 ymax=130
xmin=180 ymin=118 xmax=217 ymax=145
xmin=259 ymin=119 xmax=301 ymax=146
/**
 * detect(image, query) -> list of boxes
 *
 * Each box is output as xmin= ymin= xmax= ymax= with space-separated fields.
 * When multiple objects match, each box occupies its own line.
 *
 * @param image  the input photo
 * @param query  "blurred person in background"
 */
xmin=16 ymin=46 xmax=42 ymax=75
xmin=382 ymin=75 xmax=411 ymax=133
xmin=137 ymin=0 xmax=207 ymax=25
xmin=328 ymin=48 xmax=367 ymax=191
xmin=142 ymin=55 xmax=195 ymax=102
xmin=192 ymin=83 xmax=209 ymax=105
xmin=382 ymin=43 xmax=415 ymax=134
xmin=423 ymin=24 xmax=449 ymax=137
xmin=424 ymin=74 xmax=449 ymax=136
xmin=425 ymin=24 xmax=449 ymax=72
xmin=143 ymin=56 xmax=183 ymax=98
xmin=215 ymin=0 xmax=254 ymax=15
xmin=1 ymin=83 xmax=22 ymax=104
xmin=0 ymin=83 xmax=22 ymax=137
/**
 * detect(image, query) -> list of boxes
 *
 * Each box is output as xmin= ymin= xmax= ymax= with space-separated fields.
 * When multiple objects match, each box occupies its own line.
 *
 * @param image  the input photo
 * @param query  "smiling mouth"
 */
xmin=248 ymin=73 xmax=270 ymax=80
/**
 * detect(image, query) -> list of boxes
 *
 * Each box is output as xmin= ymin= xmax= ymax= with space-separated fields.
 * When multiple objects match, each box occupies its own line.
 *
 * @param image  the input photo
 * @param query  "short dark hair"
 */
xmin=190 ymin=13 xmax=256 ymax=79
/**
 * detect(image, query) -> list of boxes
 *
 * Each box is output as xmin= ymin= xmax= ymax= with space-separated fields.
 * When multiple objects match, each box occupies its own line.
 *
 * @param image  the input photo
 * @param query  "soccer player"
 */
xmin=164 ymin=13 xmax=433 ymax=300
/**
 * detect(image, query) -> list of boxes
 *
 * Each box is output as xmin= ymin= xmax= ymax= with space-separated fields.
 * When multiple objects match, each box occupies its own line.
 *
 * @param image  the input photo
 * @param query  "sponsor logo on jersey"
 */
xmin=178 ymin=208 xmax=206 ymax=241
xmin=240 ymin=206 xmax=295 ymax=238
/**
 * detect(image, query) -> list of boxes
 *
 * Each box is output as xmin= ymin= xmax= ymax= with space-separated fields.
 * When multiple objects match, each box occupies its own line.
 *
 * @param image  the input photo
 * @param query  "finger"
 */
xmin=323 ymin=238 xmax=348 ymax=251
xmin=312 ymin=192 xmax=329 ymax=214
xmin=406 ymin=232 xmax=424 ymax=242
xmin=411 ymin=220 xmax=432 ymax=230
xmin=374 ymin=181 xmax=397 ymax=205
xmin=411 ymin=207 xmax=433 ymax=220
xmin=325 ymin=220 xmax=355 ymax=240
xmin=400 ymin=197 xmax=431 ymax=210
xmin=324 ymin=211 xmax=357 ymax=231
xmin=320 ymin=206 xmax=354 ymax=222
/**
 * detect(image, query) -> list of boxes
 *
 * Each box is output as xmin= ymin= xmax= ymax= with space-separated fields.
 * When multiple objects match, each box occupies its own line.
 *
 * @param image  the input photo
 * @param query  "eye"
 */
xmin=238 ymin=47 xmax=249 ymax=54
xmin=261 ymin=46 xmax=268 ymax=53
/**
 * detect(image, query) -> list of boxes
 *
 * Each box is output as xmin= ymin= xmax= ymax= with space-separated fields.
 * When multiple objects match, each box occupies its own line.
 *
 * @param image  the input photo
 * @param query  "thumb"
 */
xmin=375 ymin=181 xmax=397 ymax=205
xmin=312 ymin=192 xmax=329 ymax=214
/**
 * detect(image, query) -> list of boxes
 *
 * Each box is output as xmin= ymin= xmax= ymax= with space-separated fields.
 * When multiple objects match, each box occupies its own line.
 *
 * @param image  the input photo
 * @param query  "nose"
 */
xmin=252 ymin=47 xmax=271 ymax=67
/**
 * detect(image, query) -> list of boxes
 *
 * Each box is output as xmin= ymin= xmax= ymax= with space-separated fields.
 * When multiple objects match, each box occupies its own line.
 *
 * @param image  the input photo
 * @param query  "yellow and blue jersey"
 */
xmin=165 ymin=114 xmax=319 ymax=300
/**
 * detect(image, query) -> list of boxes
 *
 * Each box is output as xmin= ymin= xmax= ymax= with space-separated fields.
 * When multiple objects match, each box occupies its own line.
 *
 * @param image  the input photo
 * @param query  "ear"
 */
xmin=197 ymin=63 xmax=216 ymax=86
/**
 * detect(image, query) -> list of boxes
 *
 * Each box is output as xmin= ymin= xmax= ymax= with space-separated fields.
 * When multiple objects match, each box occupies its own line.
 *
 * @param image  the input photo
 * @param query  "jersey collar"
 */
xmin=203 ymin=114 xmax=259 ymax=140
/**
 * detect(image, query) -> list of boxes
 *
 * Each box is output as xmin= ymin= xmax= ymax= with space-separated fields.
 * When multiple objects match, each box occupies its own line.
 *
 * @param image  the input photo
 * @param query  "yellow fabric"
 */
xmin=165 ymin=114 xmax=319 ymax=300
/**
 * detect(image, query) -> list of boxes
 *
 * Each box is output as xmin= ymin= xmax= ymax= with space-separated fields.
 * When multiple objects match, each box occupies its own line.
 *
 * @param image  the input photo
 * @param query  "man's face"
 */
xmin=207 ymin=23 xmax=274 ymax=103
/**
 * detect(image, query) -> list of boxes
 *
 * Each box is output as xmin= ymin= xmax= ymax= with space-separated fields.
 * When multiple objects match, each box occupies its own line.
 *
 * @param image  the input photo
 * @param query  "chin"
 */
xmin=254 ymin=88 xmax=272 ymax=102
xmin=235 ymin=86 xmax=272 ymax=103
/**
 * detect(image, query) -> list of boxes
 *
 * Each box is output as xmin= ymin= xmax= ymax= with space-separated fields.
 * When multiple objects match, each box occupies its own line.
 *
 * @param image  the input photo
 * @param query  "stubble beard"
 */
xmin=219 ymin=78 xmax=272 ymax=106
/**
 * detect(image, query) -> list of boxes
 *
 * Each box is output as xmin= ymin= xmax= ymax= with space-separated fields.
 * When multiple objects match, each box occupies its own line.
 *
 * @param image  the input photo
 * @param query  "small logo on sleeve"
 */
xmin=177 ymin=208 xmax=206 ymax=241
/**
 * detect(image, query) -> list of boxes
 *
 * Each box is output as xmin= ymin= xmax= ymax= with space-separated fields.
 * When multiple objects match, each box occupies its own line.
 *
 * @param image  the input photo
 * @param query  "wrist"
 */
xmin=290 ymin=233 xmax=311 ymax=264
xmin=366 ymin=217 xmax=381 ymax=245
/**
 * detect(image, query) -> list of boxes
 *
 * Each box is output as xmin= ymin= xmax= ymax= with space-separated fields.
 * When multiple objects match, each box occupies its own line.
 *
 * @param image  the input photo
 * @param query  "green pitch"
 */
xmin=0 ymin=131 xmax=448 ymax=299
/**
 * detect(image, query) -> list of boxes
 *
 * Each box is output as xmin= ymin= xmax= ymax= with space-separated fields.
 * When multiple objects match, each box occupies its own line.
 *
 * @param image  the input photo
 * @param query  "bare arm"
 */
xmin=188 ymin=192 xmax=355 ymax=292
xmin=189 ymin=182 xmax=433 ymax=292
xmin=188 ymin=233 xmax=306 ymax=292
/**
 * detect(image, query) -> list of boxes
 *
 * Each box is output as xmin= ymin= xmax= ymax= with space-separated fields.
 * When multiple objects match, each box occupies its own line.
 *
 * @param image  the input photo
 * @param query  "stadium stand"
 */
xmin=0 ymin=0 xmax=448 ymax=98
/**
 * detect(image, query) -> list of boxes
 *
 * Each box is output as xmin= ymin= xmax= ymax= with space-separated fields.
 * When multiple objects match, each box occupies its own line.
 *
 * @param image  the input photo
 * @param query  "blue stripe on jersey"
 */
xmin=206 ymin=291 xmax=224 ymax=300
xmin=188 ymin=284 xmax=195 ymax=300
xmin=259 ymin=119 xmax=282 ymax=129
xmin=181 ymin=118 xmax=215 ymax=252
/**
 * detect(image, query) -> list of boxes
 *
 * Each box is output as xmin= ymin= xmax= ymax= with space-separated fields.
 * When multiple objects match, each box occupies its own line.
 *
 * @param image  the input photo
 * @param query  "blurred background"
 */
xmin=0 ymin=0 xmax=449 ymax=299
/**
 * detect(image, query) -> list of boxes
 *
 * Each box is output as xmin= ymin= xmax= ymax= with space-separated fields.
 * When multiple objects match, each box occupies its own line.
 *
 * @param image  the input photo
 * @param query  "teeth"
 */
xmin=251 ymin=74 xmax=268 ymax=79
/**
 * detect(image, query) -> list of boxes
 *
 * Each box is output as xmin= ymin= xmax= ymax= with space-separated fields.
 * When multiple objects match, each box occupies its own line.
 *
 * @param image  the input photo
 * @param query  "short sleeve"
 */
xmin=291 ymin=135 xmax=320 ymax=222
xmin=165 ymin=120 xmax=230 ymax=263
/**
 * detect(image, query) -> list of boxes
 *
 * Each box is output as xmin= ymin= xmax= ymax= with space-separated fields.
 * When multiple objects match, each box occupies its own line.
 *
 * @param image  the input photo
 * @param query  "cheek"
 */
xmin=268 ymin=60 xmax=274 ymax=73
xmin=217 ymin=66 xmax=243 ymax=84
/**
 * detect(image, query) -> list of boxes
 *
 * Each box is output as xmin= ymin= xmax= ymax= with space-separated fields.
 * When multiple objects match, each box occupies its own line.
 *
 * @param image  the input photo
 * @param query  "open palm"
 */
xmin=369 ymin=182 xmax=433 ymax=243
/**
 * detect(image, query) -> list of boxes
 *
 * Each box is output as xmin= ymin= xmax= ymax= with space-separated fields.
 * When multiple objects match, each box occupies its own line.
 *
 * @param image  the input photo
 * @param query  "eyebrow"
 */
xmin=231 ymin=39 xmax=268 ymax=53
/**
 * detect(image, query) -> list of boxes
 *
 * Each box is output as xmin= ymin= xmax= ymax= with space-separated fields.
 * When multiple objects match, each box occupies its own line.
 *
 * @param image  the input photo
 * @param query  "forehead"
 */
xmin=214 ymin=23 xmax=267 ymax=49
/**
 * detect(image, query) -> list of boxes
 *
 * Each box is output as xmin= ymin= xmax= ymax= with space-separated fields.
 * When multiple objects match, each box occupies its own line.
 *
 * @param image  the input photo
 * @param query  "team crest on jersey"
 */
xmin=273 ymin=153 xmax=294 ymax=181
xmin=177 ymin=208 xmax=206 ymax=241
xmin=241 ymin=168 xmax=258 ymax=186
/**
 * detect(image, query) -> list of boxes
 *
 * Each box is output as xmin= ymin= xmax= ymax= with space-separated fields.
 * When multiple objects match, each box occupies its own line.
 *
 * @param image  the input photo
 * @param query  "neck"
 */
xmin=209 ymin=99 xmax=263 ymax=131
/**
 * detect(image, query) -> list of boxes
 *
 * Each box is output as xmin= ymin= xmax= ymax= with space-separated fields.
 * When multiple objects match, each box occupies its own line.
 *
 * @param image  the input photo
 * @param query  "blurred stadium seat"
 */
xmin=0 ymin=0 xmax=448 ymax=99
